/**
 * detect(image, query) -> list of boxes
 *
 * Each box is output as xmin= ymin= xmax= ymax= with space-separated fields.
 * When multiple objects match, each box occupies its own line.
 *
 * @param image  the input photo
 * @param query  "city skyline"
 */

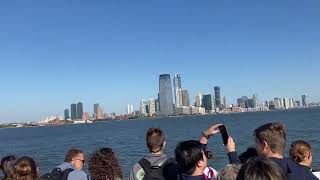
xmin=1 ymin=0 xmax=320 ymax=122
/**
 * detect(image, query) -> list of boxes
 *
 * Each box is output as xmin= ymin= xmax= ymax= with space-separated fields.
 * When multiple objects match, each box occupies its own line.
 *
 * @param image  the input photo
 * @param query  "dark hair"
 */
xmin=64 ymin=149 xmax=83 ymax=163
xmin=175 ymin=140 xmax=204 ymax=175
xmin=236 ymin=157 xmax=287 ymax=180
xmin=1 ymin=155 xmax=17 ymax=179
xmin=14 ymin=156 xmax=39 ymax=180
xmin=239 ymin=147 xmax=258 ymax=164
xmin=254 ymin=122 xmax=286 ymax=154
xmin=289 ymin=140 xmax=312 ymax=163
xmin=89 ymin=148 xmax=123 ymax=180
xmin=146 ymin=128 xmax=165 ymax=153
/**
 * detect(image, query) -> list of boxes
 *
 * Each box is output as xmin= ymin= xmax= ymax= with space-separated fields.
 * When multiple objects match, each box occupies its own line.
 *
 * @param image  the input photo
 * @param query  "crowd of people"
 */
xmin=1 ymin=122 xmax=319 ymax=180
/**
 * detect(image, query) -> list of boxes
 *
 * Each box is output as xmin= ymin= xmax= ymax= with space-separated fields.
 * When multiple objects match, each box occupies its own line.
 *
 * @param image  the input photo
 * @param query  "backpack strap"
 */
xmin=138 ymin=158 xmax=152 ymax=172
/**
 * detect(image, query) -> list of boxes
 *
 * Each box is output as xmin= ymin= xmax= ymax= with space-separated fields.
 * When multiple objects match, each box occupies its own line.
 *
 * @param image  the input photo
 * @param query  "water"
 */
xmin=0 ymin=108 xmax=319 ymax=177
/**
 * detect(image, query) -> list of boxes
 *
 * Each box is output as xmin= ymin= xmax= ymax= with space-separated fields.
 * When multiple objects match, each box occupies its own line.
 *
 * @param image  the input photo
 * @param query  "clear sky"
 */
xmin=0 ymin=0 xmax=320 ymax=122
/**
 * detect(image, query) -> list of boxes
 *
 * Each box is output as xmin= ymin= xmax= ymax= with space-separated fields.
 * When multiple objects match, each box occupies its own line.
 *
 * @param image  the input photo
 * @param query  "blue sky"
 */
xmin=0 ymin=0 xmax=320 ymax=122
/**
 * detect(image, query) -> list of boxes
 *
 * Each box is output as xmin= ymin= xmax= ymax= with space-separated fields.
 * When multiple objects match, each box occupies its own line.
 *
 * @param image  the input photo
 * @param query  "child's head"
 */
xmin=289 ymin=140 xmax=312 ymax=167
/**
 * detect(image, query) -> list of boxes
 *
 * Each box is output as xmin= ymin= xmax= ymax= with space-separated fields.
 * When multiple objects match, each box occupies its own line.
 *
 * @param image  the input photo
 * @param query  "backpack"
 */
xmin=138 ymin=158 xmax=175 ymax=180
xmin=40 ymin=167 xmax=74 ymax=180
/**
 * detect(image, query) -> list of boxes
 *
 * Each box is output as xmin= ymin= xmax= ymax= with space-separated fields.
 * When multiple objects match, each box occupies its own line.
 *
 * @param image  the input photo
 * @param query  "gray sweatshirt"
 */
xmin=57 ymin=162 xmax=89 ymax=180
xmin=129 ymin=153 xmax=169 ymax=180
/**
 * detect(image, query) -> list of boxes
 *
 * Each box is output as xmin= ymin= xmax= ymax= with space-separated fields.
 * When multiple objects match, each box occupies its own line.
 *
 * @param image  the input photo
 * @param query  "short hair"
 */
xmin=1 ymin=155 xmax=17 ymax=179
xmin=146 ymin=128 xmax=165 ymax=153
xmin=218 ymin=164 xmax=242 ymax=180
xmin=175 ymin=140 xmax=204 ymax=175
xmin=254 ymin=122 xmax=286 ymax=154
xmin=289 ymin=140 xmax=312 ymax=163
xmin=14 ymin=156 xmax=39 ymax=180
xmin=236 ymin=157 xmax=287 ymax=180
xmin=65 ymin=148 xmax=83 ymax=163
xmin=89 ymin=148 xmax=123 ymax=180
xmin=239 ymin=147 xmax=258 ymax=164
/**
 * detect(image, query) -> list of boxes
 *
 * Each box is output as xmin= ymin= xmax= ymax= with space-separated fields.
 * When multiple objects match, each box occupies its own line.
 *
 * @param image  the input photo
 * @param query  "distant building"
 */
xmin=214 ymin=86 xmax=221 ymax=108
xmin=302 ymin=95 xmax=308 ymax=107
xmin=223 ymin=96 xmax=227 ymax=109
xmin=71 ymin=104 xmax=77 ymax=120
xmin=252 ymin=94 xmax=259 ymax=108
xmin=289 ymin=98 xmax=294 ymax=108
xmin=295 ymin=101 xmax=301 ymax=107
xmin=140 ymin=99 xmax=148 ymax=117
xmin=126 ymin=104 xmax=134 ymax=114
xmin=159 ymin=74 xmax=174 ymax=116
xmin=202 ymin=94 xmax=213 ymax=113
xmin=148 ymin=99 xmax=156 ymax=117
xmin=94 ymin=104 xmax=99 ymax=117
xmin=181 ymin=90 xmax=190 ymax=107
xmin=283 ymin=98 xmax=290 ymax=109
xmin=237 ymin=96 xmax=248 ymax=108
xmin=64 ymin=109 xmax=70 ymax=120
xmin=173 ymin=73 xmax=182 ymax=108
xmin=195 ymin=93 xmax=202 ymax=107
xmin=274 ymin=98 xmax=282 ymax=109
xmin=77 ymin=102 xmax=83 ymax=120
xmin=82 ymin=112 xmax=90 ymax=121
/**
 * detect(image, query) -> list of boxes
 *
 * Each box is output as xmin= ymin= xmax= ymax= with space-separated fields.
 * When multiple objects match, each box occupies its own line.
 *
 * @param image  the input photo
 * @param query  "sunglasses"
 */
xmin=75 ymin=158 xmax=85 ymax=165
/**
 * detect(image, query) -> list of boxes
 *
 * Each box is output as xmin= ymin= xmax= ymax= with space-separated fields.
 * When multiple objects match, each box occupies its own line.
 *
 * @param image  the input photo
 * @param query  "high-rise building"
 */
xmin=173 ymin=73 xmax=182 ymax=108
xmin=302 ymin=95 xmax=308 ymax=107
xmin=148 ymin=99 xmax=156 ymax=117
xmin=289 ymin=98 xmax=294 ymax=108
xmin=214 ymin=86 xmax=221 ymax=108
xmin=223 ymin=96 xmax=227 ymax=108
xmin=126 ymin=104 xmax=134 ymax=114
xmin=77 ymin=102 xmax=83 ymax=119
xmin=159 ymin=74 xmax=174 ymax=116
xmin=195 ymin=93 xmax=202 ymax=107
xmin=274 ymin=98 xmax=282 ymax=109
xmin=283 ymin=98 xmax=290 ymax=109
xmin=237 ymin=96 xmax=248 ymax=108
xmin=71 ymin=104 xmax=77 ymax=120
xmin=202 ymin=94 xmax=212 ymax=112
xmin=181 ymin=90 xmax=190 ymax=107
xmin=64 ymin=109 xmax=70 ymax=120
xmin=252 ymin=94 xmax=259 ymax=108
xmin=94 ymin=104 xmax=99 ymax=117
xmin=295 ymin=101 xmax=301 ymax=107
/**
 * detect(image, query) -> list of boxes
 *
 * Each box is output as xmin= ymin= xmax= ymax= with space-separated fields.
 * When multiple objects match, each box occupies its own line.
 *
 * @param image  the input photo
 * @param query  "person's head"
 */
xmin=146 ymin=127 xmax=166 ymax=153
xmin=218 ymin=164 xmax=242 ymax=180
xmin=1 ymin=155 xmax=17 ymax=179
xmin=13 ymin=156 xmax=39 ymax=180
xmin=254 ymin=122 xmax=286 ymax=157
xmin=175 ymin=140 xmax=207 ymax=176
xmin=289 ymin=140 xmax=312 ymax=167
xmin=64 ymin=148 xmax=85 ymax=170
xmin=239 ymin=147 xmax=258 ymax=164
xmin=89 ymin=148 xmax=123 ymax=180
xmin=236 ymin=157 xmax=287 ymax=180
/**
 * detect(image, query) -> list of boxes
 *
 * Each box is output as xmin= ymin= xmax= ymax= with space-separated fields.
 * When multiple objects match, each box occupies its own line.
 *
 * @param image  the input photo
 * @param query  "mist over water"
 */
xmin=0 ymin=108 xmax=319 ymax=177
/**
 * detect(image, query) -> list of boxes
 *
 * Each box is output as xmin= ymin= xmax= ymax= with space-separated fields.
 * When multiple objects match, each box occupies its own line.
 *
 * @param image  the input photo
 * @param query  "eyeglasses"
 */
xmin=204 ymin=151 xmax=215 ymax=160
xmin=75 ymin=158 xmax=85 ymax=165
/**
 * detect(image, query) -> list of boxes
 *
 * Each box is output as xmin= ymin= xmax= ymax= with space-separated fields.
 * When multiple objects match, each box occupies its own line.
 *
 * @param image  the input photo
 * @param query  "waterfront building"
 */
xmin=71 ymin=103 xmax=77 ymax=120
xmin=159 ymin=74 xmax=174 ymax=116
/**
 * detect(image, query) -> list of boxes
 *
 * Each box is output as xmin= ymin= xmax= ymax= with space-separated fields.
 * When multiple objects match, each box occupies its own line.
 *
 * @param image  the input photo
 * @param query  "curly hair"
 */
xmin=13 ymin=156 xmax=39 ymax=180
xmin=1 ymin=155 xmax=17 ymax=179
xmin=89 ymin=148 xmax=123 ymax=180
xmin=289 ymin=140 xmax=312 ymax=163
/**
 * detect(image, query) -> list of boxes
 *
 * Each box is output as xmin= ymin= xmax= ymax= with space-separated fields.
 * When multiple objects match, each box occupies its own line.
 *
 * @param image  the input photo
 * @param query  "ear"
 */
xmin=262 ymin=140 xmax=269 ymax=152
xmin=197 ymin=159 xmax=205 ymax=168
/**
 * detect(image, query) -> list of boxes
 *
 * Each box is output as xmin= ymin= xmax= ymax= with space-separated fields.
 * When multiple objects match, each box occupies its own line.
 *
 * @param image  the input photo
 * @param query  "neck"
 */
xmin=266 ymin=152 xmax=283 ymax=159
xmin=299 ymin=162 xmax=311 ymax=168
xmin=191 ymin=168 xmax=203 ymax=177
xmin=151 ymin=151 xmax=162 ymax=155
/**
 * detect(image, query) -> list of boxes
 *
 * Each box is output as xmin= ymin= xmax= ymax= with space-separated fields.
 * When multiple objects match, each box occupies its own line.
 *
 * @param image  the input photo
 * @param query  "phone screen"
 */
xmin=219 ymin=125 xmax=229 ymax=146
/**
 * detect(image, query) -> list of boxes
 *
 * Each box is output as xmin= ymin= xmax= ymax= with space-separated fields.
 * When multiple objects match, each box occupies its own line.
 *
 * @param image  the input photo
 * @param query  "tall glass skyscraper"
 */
xmin=214 ymin=86 xmax=221 ymax=108
xmin=173 ymin=73 xmax=182 ymax=108
xmin=77 ymin=102 xmax=83 ymax=119
xmin=70 ymin=104 xmax=77 ymax=120
xmin=302 ymin=95 xmax=307 ymax=107
xmin=202 ymin=94 xmax=212 ymax=112
xmin=159 ymin=74 xmax=174 ymax=116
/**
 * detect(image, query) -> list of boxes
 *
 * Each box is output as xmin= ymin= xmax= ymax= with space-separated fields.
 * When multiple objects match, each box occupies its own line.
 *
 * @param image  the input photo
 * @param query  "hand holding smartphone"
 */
xmin=219 ymin=125 xmax=229 ymax=146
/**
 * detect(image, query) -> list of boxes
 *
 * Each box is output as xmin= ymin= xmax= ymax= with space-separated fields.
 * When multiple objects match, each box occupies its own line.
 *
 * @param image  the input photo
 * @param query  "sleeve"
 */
xmin=227 ymin=151 xmax=241 ymax=164
xmin=67 ymin=170 xmax=89 ymax=180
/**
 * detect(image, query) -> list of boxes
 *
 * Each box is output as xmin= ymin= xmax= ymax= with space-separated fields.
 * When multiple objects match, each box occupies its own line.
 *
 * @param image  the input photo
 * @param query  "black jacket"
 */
xmin=270 ymin=157 xmax=318 ymax=180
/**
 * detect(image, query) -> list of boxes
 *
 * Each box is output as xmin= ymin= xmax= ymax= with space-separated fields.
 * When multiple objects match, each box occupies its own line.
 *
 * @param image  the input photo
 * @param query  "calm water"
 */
xmin=0 ymin=108 xmax=319 ymax=177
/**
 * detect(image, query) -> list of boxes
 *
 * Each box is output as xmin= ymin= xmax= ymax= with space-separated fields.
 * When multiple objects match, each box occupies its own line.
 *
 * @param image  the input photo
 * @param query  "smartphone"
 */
xmin=219 ymin=125 xmax=229 ymax=146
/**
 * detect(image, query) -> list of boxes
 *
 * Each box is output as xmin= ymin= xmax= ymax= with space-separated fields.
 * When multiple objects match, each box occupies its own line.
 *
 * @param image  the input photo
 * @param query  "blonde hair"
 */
xmin=289 ymin=140 xmax=311 ymax=163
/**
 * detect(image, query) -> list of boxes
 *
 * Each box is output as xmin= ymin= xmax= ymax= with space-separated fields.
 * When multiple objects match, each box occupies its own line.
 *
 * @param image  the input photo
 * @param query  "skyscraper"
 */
xmin=159 ymin=74 xmax=174 ymax=116
xmin=173 ymin=73 xmax=182 ymax=108
xmin=302 ymin=95 xmax=308 ymax=107
xmin=214 ymin=86 xmax=221 ymax=108
xmin=126 ymin=104 xmax=134 ymax=114
xmin=77 ymin=102 xmax=83 ymax=119
xmin=202 ymin=94 xmax=212 ymax=112
xmin=195 ymin=93 xmax=202 ymax=107
xmin=181 ymin=90 xmax=190 ymax=107
xmin=252 ymin=94 xmax=259 ymax=108
xmin=94 ymin=103 xmax=99 ymax=117
xmin=71 ymin=104 xmax=77 ymax=120
xmin=148 ymin=99 xmax=156 ymax=117
xmin=223 ymin=96 xmax=227 ymax=108
xmin=64 ymin=109 xmax=70 ymax=120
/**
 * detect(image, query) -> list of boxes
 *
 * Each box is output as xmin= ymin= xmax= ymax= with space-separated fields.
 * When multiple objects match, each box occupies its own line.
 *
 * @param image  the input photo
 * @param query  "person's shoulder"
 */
xmin=68 ymin=169 xmax=88 ymax=180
